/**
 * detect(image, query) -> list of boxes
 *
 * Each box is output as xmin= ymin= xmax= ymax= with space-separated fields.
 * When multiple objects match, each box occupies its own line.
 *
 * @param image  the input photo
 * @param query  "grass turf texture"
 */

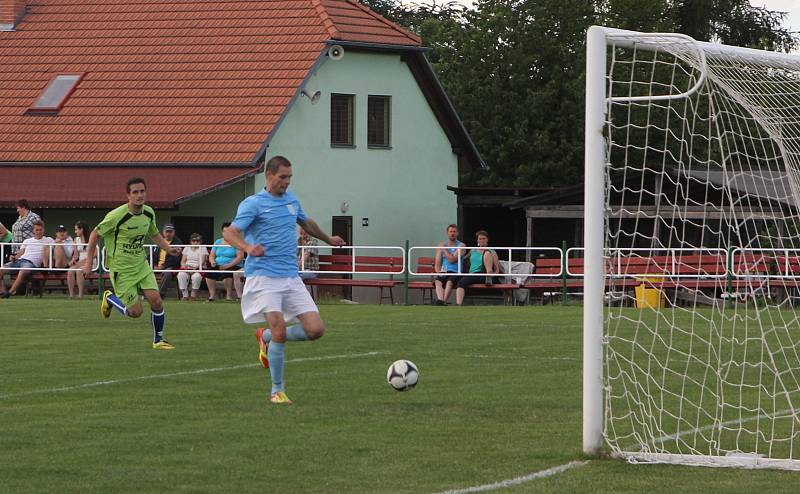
xmin=0 ymin=299 xmax=796 ymax=493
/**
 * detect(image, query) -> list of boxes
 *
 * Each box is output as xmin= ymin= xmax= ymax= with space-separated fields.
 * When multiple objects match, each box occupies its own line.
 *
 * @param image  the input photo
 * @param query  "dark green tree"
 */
xmin=360 ymin=0 xmax=798 ymax=186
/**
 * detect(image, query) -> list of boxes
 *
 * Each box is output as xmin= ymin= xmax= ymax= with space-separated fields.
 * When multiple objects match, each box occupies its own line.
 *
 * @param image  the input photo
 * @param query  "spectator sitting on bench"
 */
xmin=155 ymin=223 xmax=182 ymax=298
xmin=0 ymin=220 xmax=52 ymax=298
xmin=205 ymin=222 xmax=245 ymax=301
xmin=455 ymin=230 xmax=500 ymax=306
xmin=51 ymin=225 xmax=75 ymax=270
xmin=67 ymin=221 xmax=91 ymax=298
xmin=177 ymin=233 xmax=209 ymax=301
xmin=434 ymin=224 xmax=466 ymax=305
xmin=297 ymin=226 xmax=319 ymax=280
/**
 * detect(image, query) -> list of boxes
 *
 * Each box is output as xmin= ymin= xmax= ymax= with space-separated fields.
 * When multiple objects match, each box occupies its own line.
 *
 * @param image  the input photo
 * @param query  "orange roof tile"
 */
xmin=0 ymin=0 xmax=421 ymax=164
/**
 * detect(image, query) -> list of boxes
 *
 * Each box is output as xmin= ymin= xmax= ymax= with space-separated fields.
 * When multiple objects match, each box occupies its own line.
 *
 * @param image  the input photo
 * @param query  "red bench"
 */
xmin=303 ymin=254 xmax=404 ymax=304
xmin=410 ymin=256 xmax=520 ymax=304
xmin=523 ymin=253 xmax=784 ymax=303
xmin=407 ymin=256 xmax=436 ymax=304
xmin=27 ymin=271 xmax=108 ymax=297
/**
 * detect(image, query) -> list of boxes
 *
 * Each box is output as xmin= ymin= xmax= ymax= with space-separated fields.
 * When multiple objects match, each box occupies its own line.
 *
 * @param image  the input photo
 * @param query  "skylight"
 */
xmin=28 ymin=74 xmax=83 ymax=113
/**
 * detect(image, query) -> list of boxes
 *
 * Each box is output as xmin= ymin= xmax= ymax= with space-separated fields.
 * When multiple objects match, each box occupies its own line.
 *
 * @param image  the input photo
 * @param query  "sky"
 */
xmin=750 ymin=0 xmax=799 ymax=34
xmin=447 ymin=1 xmax=799 ymax=34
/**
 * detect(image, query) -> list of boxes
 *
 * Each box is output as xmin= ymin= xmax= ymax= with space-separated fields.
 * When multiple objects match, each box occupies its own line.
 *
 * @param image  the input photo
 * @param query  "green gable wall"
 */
xmin=262 ymin=50 xmax=459 ymax=249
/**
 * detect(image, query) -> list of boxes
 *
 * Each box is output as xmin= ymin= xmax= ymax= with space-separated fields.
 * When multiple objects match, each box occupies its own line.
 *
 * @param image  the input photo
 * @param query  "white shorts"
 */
xmin=240 ymin=276 xmax=318 ymax=324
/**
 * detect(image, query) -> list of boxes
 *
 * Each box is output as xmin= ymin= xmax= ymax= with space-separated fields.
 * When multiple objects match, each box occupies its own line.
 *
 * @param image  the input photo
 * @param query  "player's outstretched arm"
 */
xmin=83 ymin=229 xmax=100 ymax=275
xmin=151 ymin=233 xmax=179 ymax=257
xmin=299 ymin=218 xmax=345 ymax=247
xmin=223 ymin=225 xmax=264 ymax=257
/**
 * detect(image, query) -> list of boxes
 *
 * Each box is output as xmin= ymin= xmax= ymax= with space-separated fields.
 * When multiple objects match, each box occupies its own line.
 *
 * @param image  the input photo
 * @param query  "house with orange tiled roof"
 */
xmin=0 ymin=0 xmax=482 ymax=249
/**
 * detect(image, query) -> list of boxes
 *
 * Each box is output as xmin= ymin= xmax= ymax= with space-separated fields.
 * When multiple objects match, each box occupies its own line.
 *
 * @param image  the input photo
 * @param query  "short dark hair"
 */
xmin=126 ymin=177 xmax=146 ymax=193
xmin=222 ymin=221 xmax=232 ymax=229
xmin=447 ymin=224 xmax=458 ymax=231
xmin=32 ymin=220 xmax=44 ymax=228
xmin=190 ymin=233 xmax=202 ymax=241
xmin=475 ymin=230 xmax=489 ymax=240
xmin=16 ymin=199 xmax=29 ymax=209
xmin=266 ymin=156 xmax=292 ymax=174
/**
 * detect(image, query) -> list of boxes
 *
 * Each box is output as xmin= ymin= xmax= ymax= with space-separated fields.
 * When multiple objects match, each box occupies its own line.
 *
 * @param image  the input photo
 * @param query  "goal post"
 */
xmin=584 ymin=26 xmax=800 ymax=470
xmin=583 ymin=25 xmax=607 ymax=456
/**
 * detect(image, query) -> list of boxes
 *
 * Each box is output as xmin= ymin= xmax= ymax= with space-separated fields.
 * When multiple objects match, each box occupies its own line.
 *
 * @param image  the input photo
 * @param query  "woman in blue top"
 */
xmin=455 ymin=230 xmax=500 ymax=306
xmin=204 ymin=222 xmax=245 ymax=301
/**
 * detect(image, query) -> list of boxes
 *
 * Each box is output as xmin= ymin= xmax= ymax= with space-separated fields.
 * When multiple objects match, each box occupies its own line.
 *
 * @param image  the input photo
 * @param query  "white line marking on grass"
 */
xmin=0 ymin=351 xmax=386 ymax=400
xmin=461 ymin=354 xmax=579 ymax=361
xmin=643 ymin=407 xmax=797 ymax=447
xmin=432 ymin=460 xmax=589 ymax=494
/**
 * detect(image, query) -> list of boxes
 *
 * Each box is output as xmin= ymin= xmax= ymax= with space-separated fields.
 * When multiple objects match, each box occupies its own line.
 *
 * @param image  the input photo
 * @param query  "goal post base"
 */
xmin=613 ymin=451 xmax=800 ymax=471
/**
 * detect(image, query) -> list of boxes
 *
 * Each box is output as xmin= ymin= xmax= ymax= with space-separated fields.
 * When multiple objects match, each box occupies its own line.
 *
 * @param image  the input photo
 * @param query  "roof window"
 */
xmin=28 ymin=74 xmax=83 ymax=113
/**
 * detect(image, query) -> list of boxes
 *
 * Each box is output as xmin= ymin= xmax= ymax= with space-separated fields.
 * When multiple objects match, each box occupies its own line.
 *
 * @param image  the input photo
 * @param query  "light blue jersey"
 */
xmin=232 ymin=188 xmax=307 ymax=277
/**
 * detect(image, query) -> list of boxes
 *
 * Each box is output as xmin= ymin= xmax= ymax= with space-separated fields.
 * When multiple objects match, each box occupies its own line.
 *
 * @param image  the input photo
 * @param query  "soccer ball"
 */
xmin=386 ymin=359 xmax=419 ymax=391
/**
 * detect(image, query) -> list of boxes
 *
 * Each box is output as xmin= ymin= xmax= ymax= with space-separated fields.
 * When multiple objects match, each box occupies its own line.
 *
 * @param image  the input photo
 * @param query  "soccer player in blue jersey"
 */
xmin=224 ymin=156 xmax=345 ymax=405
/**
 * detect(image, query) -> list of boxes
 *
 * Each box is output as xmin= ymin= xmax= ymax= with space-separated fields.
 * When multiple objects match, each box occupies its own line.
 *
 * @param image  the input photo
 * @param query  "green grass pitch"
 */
xmin=0 ymin=299 xmax=796 ymax=493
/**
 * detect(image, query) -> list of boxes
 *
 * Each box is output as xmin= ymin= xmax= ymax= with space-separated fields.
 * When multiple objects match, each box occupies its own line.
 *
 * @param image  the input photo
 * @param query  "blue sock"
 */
xmin=286 ymin=323 xmax=309 ymax=341
xmin=151 ymin=309 xmax=165 ymax=342
xmin=261 ymin=328 xmax=271 ymax=344
xmin=107 ymin=293 xmax=127 ymax=316
xmin=268 ymin=342 xmax=285 ymax=394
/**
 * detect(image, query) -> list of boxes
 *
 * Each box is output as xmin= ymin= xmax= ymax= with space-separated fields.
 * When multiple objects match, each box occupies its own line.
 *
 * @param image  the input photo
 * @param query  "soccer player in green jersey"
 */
xmin=83 ymin=177 xmax=179 ymax=350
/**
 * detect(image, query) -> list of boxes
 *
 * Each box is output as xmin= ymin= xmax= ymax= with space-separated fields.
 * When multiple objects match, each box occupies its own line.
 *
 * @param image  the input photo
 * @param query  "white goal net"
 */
xmin=584 ymin=27 xmax=800 ymax=470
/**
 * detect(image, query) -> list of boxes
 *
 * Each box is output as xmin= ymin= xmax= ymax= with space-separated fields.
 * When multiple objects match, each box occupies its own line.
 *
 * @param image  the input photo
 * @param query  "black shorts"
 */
xmin=435 ymin=274 xmax=461 ymax=285
xmin=457 ymin=275 xmax=487 ymax=289
xmin=204 ymin=266 xmax=241 ymax=280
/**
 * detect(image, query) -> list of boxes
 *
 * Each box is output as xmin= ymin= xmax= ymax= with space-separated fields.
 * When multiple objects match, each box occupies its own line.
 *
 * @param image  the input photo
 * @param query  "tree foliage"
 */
xmin=361 ymin=0 xmax=798 ymax=186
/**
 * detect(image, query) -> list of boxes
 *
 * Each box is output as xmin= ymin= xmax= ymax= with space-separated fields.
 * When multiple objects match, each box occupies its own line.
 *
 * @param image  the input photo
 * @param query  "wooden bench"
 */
xmin=27 ymin=270 xmax=108 ymax=297
xmin=522 ymin=257 xmax=587 ymax=302
xmin=410 ymin=256 xmax=520 ymax=305
xmin=303 ymin=254 xmax=404 ymax=304
xmin=524 ymin=254 xmax=733 ymax=303
xmin=524 ymin=253 xmax=785 ymax=304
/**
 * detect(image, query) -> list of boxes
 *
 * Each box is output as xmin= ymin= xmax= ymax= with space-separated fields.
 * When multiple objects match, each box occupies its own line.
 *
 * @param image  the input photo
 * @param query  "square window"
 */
xmin=368 ymin=96 xmax=391 ymax=148
xmin=331 ymin=93 xmax=354 ymax=147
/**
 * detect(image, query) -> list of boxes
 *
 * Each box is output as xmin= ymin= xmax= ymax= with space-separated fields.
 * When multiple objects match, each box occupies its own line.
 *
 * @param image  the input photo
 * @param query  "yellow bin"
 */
xmin=634 ymin=276 xmax=665 ymax=309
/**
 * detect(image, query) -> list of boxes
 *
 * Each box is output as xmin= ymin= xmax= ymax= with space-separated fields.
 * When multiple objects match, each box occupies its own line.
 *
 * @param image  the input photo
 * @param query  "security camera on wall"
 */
xmin=328 ymin=44 xmax=344 ymax=60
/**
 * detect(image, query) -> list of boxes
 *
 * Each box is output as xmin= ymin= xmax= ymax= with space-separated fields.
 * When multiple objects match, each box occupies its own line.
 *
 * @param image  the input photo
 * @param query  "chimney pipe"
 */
xmin=0 ymin=0 xmax=28 ymax=31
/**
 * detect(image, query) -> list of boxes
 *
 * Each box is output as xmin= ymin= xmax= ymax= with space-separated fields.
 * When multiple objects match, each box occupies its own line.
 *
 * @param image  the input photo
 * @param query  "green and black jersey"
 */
xmin=96 ymin=204 xmax=159 ymax=272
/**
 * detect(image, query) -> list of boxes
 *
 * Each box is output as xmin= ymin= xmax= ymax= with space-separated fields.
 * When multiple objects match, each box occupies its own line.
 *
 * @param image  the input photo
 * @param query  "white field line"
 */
xmin=0 ymin=351 xmax=386 ymax=400
xmin=636 ymin=407 xmax=797 ymax=448
xmin=432 ymin=460 xmax=589 ymax=494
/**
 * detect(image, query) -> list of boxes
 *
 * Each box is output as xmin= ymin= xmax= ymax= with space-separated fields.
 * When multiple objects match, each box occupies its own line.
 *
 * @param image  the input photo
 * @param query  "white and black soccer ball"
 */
xmin=387 ymin=359 xmax=419 ymax=392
